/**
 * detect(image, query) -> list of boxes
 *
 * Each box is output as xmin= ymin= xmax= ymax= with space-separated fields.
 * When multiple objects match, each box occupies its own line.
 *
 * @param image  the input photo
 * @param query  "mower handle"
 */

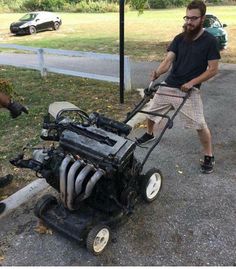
xmin=123 ymin=81 xmax=193 ymax=124
xmin=144 ymin=81 xmax=193 ymax=97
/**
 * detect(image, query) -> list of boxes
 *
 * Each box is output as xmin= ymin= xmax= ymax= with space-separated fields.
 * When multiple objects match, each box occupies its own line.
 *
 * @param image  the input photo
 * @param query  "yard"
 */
xmin=0 ymin=6 xmax=235 ymax=198
xmin=0 ymin=6 xmax=236 ymax=62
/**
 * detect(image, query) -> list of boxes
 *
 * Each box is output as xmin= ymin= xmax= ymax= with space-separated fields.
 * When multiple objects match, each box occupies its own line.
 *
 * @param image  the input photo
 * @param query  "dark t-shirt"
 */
xmin=165 ymin=31 xmax=221 ymax=88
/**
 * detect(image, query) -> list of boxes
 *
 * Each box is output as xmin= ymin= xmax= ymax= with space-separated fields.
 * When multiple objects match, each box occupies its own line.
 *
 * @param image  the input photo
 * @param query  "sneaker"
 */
xmin=200 ymin=155 xmax=215 ymax=174
xmin=136 ymin=132 xmax=155 ymax=145
xmin=0 ymin=174 xmax=13 ymax=188
xmin=0 ymin=202 xmax=6 ymax=214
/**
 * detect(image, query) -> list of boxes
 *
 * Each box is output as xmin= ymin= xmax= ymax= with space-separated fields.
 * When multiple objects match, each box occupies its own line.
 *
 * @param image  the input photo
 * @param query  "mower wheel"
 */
xmin=34 ymin=194 xmax=57 ymax=218
xmin=86 ymin=224 xmax=111 ymax=255
xmin=141 ymin=168 xmax=163 ymax=203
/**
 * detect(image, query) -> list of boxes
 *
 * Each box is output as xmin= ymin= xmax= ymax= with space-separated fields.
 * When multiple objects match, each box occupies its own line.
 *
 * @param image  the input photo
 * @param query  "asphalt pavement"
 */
xmin=0 ymin=59 xmax=236 ymax=266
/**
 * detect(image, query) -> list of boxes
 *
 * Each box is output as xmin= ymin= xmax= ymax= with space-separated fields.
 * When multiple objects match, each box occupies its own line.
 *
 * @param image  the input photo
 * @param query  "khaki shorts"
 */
xmin=146 ymin=85 xmax=208 ymax=130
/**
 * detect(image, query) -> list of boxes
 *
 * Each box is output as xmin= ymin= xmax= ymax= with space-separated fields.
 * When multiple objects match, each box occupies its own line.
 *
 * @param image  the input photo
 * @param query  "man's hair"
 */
xmin=187 ymin=0 xmax=206 ymax=16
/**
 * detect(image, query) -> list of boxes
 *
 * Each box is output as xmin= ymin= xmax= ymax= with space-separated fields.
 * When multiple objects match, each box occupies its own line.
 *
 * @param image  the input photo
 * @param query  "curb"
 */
xmin=219 ymin=62 xmax=236 ymax=70
xmin=0 ymin=178 xmax=49 ymax=219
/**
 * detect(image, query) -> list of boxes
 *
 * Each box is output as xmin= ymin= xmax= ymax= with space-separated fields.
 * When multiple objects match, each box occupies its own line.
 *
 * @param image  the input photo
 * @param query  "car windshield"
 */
xmin=204 ymin=16 xmax=222 ymax=28
xmin=19 ymin=13 xmax=38 ymax=22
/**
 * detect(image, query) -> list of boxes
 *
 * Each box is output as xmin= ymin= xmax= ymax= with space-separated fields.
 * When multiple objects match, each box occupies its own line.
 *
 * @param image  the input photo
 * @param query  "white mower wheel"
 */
xmin=86 ymin=224 xmax=111 ymax=255
xmin=141 ymin=168 xmax=163 ymax=203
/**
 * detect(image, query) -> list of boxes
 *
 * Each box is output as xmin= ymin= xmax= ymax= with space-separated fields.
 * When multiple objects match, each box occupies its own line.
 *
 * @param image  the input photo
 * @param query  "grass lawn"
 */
xmin=0 ymin=6 xmax=236 ymax=63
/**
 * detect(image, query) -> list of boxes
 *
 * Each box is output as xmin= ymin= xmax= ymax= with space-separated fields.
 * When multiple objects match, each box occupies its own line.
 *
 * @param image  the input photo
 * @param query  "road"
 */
xmin=2 ymin=51 xmax=235 ymax=89
xmin=0 ymin=52 xmax=160 ymax=89
xmin=0 ymin=55 xmax=236 ymax=265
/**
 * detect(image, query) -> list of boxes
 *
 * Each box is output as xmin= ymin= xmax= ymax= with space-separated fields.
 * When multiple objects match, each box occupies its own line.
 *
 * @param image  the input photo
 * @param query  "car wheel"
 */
xmin=29 ymin=26 xmax=37 ymax=35
xmin=53 ymin=22 xmax=60 ymax=31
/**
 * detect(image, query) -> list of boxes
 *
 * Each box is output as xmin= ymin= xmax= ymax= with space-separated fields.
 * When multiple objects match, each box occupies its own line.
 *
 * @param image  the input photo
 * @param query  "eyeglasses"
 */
xmin=183 ymin=16 xmax=202 ymax=21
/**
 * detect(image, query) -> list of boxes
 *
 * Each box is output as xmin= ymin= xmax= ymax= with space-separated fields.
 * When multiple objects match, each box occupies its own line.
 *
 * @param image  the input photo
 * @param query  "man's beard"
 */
xmin=183 ymin=22 xmax=203 ymax=42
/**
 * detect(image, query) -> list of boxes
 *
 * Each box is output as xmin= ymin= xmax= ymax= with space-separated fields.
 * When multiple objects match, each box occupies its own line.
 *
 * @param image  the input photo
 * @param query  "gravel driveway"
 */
xmin=0 ymin=61 xmax=236 ymax=266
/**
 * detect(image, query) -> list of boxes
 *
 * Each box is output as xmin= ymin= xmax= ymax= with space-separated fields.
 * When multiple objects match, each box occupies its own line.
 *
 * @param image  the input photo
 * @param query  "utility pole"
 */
xmin=119 ymin=0 xmax=125 ymax=104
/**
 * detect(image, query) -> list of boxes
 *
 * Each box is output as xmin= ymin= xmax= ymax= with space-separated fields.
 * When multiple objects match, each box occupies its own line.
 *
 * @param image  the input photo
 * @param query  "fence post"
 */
xmin=37 ymin=48 xmax=47 ymax=77
xmin=124 ymin=56 xmax=131 ymax=91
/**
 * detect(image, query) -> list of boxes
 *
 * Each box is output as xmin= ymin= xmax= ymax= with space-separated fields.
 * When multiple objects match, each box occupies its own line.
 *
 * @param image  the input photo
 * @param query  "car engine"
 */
xmin=10 ymin=102 xmax=141 ymax=213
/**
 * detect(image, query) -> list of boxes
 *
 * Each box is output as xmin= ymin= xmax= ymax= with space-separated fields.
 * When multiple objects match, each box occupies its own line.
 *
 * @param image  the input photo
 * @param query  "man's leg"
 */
xmin=147 ymin=118 xmax=155 ymax=134
xmin=177 ymin=89 xmax=215 ymax=173
xmin=197 ymin=127 xmax=215 ymax=174
xmin=197 ymin=127 xmax=213 ymax=156
xmin=136 ymin=118 xmax=155 ymax=145
xmin=136 ymin=86 xmax=173 ymax=145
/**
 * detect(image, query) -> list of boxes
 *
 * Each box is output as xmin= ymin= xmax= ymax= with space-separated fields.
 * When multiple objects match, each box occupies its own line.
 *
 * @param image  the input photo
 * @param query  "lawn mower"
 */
xmin=10 ymin=82 xmax=192 ymax=255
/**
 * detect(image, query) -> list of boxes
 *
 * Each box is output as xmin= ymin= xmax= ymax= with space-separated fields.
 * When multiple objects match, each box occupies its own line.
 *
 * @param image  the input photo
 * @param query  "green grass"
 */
xmin=0 ymin=7 xmax=236 ymax=62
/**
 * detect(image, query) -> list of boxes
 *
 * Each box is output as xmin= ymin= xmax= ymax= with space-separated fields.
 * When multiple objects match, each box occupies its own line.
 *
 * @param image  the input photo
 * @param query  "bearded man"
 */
xmin=136 ymin=0 xmax=220 ymax=174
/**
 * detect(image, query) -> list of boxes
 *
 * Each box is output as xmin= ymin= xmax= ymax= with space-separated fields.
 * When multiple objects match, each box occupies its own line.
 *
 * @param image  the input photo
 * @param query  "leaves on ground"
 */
xmin=176 ymin=164 xmax=183 ymax=175
xmin=34 ymin=219 xmax=53 ymax=235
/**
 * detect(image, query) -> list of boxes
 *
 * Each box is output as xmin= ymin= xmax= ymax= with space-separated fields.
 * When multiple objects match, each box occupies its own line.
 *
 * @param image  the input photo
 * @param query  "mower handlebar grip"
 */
xmin=144 ymin=82 xmax=194 ymax=97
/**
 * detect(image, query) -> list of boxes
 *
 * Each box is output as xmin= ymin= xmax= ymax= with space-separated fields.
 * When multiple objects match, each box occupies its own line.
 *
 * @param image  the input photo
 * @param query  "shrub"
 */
xmin=148 ymin=0 xmax=170 ymax=8
xmin=207 ymin=0 xmax=223 ymax=3
xmin=0 ymin=0 xmax=26 ymax=11
xmin=148 ymin=0 xmax=190 ymax=9
xmin=130 ymin=0 xmax=149 ymax=11
xmin=0 ymin=79 xmax=16 ymax=98
xmin=75 ymin=1 xmax=119 ymax=13
xmin=23 ymin=0 xmax=65 ymax=11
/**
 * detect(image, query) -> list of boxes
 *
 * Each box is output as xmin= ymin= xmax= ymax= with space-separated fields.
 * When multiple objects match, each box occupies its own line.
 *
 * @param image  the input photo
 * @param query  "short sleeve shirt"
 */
xmin=165 ymin=31 xmax=221 ymax=88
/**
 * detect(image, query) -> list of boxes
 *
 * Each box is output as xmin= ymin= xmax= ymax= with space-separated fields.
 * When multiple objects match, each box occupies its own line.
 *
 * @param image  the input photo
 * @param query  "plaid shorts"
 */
xmin=146 ymin=85 xmax=208 ymax=130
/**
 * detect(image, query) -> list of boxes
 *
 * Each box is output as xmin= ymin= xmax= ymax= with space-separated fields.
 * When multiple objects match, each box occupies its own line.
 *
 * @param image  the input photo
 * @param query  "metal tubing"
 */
xmin=138 ymin=110 xmax=172 ymax=121
xmin=123 ymin=83 xmax=186 ymax=124
xmin=59 ymin=155 xmax=72 ymax=205
xmin=75 ymin=164 xmax=94 ymax=195
xmin=156 ymin=92 xmax=185 ymax=98
xmin=66 ymin=160 xmax=83 ymax=210
xmin=78 ymin=169 xmax=105 ymax=201
xmin=123 ymin=96 xmax=151 ymax=123
xmin=119 ymin=0 xmax=125 ymax=104
xmin=140 ymin=89 xmax=192 ymax=170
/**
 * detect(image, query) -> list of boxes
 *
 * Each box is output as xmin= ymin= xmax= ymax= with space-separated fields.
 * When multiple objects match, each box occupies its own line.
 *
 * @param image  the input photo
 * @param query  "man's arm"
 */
xmin=151 ymin=51 xmax=176 ymax=81
xmin=181 ymin=59 xmax=219 ymax=91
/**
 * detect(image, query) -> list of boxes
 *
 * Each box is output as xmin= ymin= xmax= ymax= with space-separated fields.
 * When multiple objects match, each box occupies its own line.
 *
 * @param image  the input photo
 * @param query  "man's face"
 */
xmin=183 ymin=8 xmax=205 ymax=40
xmin=185 ymin=9 xmax=204 ymax=32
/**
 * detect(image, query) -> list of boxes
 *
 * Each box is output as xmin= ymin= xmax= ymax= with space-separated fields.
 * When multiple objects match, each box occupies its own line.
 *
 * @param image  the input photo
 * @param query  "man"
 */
xmin=137 ymin=0 xmax=220 ymax=174
xmin=0 ymin=91 xmax=28 ymax=214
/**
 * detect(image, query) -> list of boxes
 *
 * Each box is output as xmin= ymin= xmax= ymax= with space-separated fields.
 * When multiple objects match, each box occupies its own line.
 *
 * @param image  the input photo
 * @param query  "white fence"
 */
xmin=0 ymin=44 xmax=132 ymax=91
